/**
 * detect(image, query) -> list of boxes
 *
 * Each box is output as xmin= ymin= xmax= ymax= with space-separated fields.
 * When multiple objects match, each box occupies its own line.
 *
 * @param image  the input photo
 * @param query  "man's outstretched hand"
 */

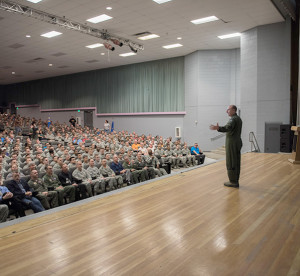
xmin=209 ymin=123 xmax=219 ymax=131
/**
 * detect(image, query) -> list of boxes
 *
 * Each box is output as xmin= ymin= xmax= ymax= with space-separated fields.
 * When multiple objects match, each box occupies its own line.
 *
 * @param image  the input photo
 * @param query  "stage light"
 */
xmin=104 ymin=42 xmax=115 ymax=51
xmin=129 ymin=45 xmax=138 ymax=53
xmin=110 ymin=39 xmax=123 ymax=47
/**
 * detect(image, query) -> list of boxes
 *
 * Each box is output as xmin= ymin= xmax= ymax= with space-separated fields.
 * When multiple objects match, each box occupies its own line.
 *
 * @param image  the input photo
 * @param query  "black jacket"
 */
xmin=7 ymin=179 xmax=32 ymax=199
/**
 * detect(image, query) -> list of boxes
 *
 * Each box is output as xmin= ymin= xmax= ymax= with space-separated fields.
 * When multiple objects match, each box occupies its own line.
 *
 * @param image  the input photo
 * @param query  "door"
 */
xmin=84 ymin=111 xmax=93 ymax=128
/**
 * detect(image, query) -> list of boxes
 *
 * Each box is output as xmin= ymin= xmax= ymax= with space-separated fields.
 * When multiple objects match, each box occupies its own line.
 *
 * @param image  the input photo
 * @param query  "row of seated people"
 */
xmin=1 ymin=142 xmax=205 ymax=181
xmin=0 ymin=114 xmax=206 ymax=222
xmin=0 ymin=145 xmax=205 ymax=222
xmin=0 ymin=148 xmax=175 ymax=221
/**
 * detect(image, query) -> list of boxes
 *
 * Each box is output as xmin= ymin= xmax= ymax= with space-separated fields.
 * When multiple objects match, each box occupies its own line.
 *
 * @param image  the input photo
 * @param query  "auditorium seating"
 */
xmin=0 ymin=113 xmax=202 ymax=222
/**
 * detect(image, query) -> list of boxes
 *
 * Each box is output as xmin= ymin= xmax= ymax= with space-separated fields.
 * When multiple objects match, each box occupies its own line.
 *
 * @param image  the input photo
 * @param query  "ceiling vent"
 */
xmin=52 ymin=52 xmax=67 ymax=57
xmin=25 ymin=57 xmax=45 ymax=63
xmin=9 ymin=43 xmax=24 ymax=49
xmin=132 ymin=31 xmax=151 ymax=37
xmin=85 ymin=59 xmax=99 ymax=63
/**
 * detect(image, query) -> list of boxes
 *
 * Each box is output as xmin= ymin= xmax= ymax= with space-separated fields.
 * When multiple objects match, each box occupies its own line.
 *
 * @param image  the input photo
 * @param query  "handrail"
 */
xmin=249 ymin=132 xmax=260 ymax=152
xmin=211 ymin=133 xmax=226 ymax=141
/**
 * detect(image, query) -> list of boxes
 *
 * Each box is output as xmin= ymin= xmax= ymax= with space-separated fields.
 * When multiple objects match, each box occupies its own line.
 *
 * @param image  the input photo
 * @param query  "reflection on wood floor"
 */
xmin=1 ymin=152 xmax=300 ymax=276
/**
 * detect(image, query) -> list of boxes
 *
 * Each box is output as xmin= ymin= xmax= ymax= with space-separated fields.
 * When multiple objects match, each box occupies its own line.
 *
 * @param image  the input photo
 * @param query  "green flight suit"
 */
xmin=218 ymin=114 xmax=243 ymax=184
xmin=122 ymin=161 xmax=140 ymax=184
xmin=43 ymin=173 xmax=76 ymax=205
xmin=28 ymin=178 xmax=59 ymax=209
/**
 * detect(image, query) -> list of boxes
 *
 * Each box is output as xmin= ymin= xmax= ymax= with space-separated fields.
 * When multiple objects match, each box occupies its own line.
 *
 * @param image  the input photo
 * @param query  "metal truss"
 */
xmin=0 ymin=0 xmax=144 ymax=51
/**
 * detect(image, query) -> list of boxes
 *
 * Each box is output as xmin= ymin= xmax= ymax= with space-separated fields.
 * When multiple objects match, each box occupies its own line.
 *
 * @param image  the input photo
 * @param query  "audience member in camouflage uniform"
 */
xmin=134 ymin=152 xmax=155 ymax=180
xmin=28 ymin=170 xmax=59 ymax=209
xmin=99 ymin=159 xmax=118 ymax=191
xmin=43 ymin=165 xmax=75 ymax=205
xmin=72 ymin=161 xmax=93 ymax=197
xmin=87 ymin=159 xmax=106 ymax=195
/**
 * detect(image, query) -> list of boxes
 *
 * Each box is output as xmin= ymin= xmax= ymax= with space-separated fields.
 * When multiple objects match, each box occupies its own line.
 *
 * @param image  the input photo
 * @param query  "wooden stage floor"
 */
xmin=1 ymin=152 xmax=300 ymax=276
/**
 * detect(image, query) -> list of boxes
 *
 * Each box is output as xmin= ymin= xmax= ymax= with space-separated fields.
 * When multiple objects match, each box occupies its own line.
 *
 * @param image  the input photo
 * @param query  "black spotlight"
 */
xmin=110 ymin=39 xmax=123 ymax=47
xmin=129 ymin=45 xmax=138 ymax=53
xmin=104 ymin=42 xmax=115 ymax=51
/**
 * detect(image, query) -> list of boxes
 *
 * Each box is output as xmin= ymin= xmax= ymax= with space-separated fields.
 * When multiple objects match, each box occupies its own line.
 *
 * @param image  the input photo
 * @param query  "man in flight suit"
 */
xmin=210 ymin=105 xmax=242 ymax=188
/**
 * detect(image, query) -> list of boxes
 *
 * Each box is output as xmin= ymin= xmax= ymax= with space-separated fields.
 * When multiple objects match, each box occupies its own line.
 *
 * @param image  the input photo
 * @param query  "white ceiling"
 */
xmin=0 ymin=0 xmax=283 ymax=85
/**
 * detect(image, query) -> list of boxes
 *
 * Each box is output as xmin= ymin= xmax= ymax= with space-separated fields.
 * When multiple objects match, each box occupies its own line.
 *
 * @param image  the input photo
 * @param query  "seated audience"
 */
xmin=110 ymin=155 xmax=130 ymax=185
xmin=28 ymin=170 xmax=59 ymax=209
xmin=0 ymin=113 xmax=202 ymax=222
xmin=0 ymin=204 xmax=8 ymax=223
xmin=190 ymin=143 xmax=206 ymax=165
xmin=7 ymin=172 xmax=45 ymax=213
xmin=0 ymin=176 xmax=26 ymax=217
xmin=72 ymin=161 xmax=93 ymax=198
xmin=43 ymin=165 xmax=76 ymax=205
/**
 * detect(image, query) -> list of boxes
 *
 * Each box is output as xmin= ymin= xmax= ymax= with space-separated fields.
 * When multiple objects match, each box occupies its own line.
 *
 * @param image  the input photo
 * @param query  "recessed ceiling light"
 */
xmin=106 ymin=7 xmax=112 ymax=10
xmin=119 ymin=52 xmax=137 ymax=57
xmin=26 ymin=0 xmax=43 ymax=3
xmin=218 ymin=33 xmax=241 ymax=39
xmin=138 ymin=34 xmax=160 ymax=40
xmin=177 ymin=37 xmax=182 ymax=40
xmin=41 ymin=31 xmax=62 ymax=38
xmin=49 ymin=64 xmax=53 ymax=67
xmin=26 ymin=35 xmax=31 ymax=38
xmin=163 ymin=43 xmax=183 ymax=49
xmin=12 ymin=72 xmax=15 ymax=74
xmin=101 ymin=53 xmax=105 ymax=55
xmin=86 ymin=43 xmax=104 ymax=49
xmin=153 ymin=0 xmax=173 ymax=4
xmin=191 ymin=16 xmax=219 ymax=25
xmin=87 ymin=14 xmax=113 ymax=23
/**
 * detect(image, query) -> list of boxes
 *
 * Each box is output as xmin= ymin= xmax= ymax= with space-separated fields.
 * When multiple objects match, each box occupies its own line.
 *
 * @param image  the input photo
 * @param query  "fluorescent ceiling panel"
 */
xmin=138 ymin=34 xmax=160 ymax=40
xmin=163 ymin=43 xmax=183 ymax=49
xmin=218 ymin=33 xmax=241 ymax=39
xmin=41 ymin=31 xmax=62 ymax=38
xmin=153 ymin=0 xmax=173 ymax=3
xmin=26 ymin=0 xmax=43 ymax=3
xmin=87 ymin=14 xmax=113 ymax=23
xmin=119 ymin=52 xmax=137 ymax=57
xmin=86 ymin=43 xmax=104 ymax=48
xmin=191 ymin=15 xmax=219 ymax=25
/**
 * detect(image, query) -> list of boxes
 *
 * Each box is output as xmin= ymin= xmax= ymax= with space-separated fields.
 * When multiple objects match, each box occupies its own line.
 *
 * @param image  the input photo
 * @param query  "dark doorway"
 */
xmin=84 ymin=111 xmax=93 ymax=128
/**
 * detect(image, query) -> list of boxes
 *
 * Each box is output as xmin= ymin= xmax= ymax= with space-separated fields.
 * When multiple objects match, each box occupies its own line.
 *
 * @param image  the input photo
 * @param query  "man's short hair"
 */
xmin=231 ymin=105 xmax=237 ymax=112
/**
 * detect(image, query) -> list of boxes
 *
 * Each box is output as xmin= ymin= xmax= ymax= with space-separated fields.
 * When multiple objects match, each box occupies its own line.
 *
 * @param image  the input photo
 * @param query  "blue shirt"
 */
xmin=110 ymin=162 xmax=124 ymax=174
xmin=0 ymin=186 xmax=10 ymax=201
xmin=73 ymin=139 xmax=83 ymax=145
xmin=191 ymin=146 xmax=200 ymax=154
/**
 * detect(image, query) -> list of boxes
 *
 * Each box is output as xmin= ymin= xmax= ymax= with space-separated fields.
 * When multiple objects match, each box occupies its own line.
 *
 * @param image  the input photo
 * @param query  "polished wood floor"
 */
xmin=1 ymin=152 xmax=300 ymax=276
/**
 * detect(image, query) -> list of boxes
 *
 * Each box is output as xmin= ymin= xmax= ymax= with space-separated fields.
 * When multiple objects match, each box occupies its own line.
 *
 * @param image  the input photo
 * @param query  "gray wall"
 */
xmin=93 ymin=115 xmax=184 ymax=138
xmin=183 ymin=49 xmax=241 ymax=150
xmin=18 ymin=107 xmax=84 ymax=126
xmin=241 ymin=21 xmax=291 ymax=152
xmin=15 ymin=21 xmax=291 ymax=151
xmin=17 ymin=107 xmax=183 ymax=139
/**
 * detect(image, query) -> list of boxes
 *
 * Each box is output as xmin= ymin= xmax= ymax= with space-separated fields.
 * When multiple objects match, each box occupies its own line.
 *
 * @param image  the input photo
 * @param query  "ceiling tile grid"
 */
xmin=0 ymin=0 xmax=283 ymax=84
